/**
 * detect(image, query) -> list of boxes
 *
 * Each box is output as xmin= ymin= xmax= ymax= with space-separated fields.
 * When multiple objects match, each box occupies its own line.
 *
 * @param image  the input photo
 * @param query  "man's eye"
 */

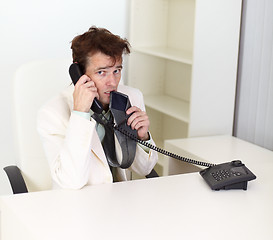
xmin=114 ymin=69 xmax=121 ymax=74
xmin=97 ymin=71 xmax=104 ymax=75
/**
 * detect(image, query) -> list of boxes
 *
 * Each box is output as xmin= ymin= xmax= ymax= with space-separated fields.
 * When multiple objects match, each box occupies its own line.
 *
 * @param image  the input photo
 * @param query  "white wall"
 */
xmin=234 ymin=0 xmax=273 ymax=151
xmin=0 ymin=0 xmax=128 ymax=195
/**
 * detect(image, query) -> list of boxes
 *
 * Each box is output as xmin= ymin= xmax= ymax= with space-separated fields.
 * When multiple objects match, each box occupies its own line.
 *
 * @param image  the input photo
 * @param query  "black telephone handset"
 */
xmin=69 ymin=63 xmax=103 ymax=114
xmin=199 ymin=160 xmax=256 ymax=190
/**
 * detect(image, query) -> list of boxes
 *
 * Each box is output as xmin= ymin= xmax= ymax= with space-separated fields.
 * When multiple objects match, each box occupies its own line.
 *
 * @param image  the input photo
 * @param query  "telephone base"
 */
xmin=215 ymin=181 xmax=248 ymax=191
xmin=200 ymin=160 xmax=256 ymax=191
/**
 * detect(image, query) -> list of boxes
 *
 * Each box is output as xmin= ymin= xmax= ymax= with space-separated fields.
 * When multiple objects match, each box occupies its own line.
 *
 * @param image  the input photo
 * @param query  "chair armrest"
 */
xmin=145 ymin=168 xmax=159 ymax=178
xmin=3 ymin=165 xmax=28 ymax=194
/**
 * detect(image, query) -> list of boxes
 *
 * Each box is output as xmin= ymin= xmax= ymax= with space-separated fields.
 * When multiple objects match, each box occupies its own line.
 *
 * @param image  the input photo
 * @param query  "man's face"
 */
xmin=85 ymin=52 xmax=122 ymax=109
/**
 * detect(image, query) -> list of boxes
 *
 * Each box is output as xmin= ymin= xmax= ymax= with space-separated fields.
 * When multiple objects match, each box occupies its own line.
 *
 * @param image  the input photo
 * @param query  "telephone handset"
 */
xmin=68 ymin=63 xmax=256 ymax=190
xmin=69 ymin=63 xmax=104 ymax=114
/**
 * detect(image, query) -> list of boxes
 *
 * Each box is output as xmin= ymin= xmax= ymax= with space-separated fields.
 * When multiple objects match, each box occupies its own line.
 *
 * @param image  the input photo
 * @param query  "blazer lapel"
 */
xmin=90 ymin=121 xmax=110 ymax=169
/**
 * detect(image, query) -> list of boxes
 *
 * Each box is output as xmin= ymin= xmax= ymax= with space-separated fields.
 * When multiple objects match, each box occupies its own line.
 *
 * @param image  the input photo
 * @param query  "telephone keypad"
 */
xmin=211 ymin=169 xmax=243 ymax=182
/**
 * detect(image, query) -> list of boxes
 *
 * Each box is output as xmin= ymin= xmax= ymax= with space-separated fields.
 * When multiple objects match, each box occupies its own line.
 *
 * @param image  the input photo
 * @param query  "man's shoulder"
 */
xmin=39 ymin=85 xmax=73 ymax=115
xmin=117 ymin=84 xmax=144 ymax=108
xmin=117 ymin=84 xmax=142 ymax=97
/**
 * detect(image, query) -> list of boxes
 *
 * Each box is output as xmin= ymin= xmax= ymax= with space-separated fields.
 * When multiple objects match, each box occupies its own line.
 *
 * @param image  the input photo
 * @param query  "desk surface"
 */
xmin=1 ymin=136 xmax=273 ymax=240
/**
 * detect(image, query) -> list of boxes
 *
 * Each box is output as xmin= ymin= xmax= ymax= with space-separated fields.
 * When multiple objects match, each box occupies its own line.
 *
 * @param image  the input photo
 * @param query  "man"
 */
xmin=37 ymin=26 xmax=158 ymax=189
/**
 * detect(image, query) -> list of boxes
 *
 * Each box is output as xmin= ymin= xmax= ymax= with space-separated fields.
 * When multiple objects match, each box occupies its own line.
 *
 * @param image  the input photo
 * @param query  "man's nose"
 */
xmin=106 ymin=73 xmax=116 ymax=85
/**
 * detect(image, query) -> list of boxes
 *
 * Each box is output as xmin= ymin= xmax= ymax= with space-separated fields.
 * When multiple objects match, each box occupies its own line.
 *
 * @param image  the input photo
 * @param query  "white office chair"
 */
xmin=4 ymin=58 xmax=72 ymax=193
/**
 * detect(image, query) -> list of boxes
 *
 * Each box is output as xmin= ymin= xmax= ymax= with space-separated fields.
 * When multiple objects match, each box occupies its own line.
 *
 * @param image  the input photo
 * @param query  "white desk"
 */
xmin=1 ymin=136 xmax=273 ymax=240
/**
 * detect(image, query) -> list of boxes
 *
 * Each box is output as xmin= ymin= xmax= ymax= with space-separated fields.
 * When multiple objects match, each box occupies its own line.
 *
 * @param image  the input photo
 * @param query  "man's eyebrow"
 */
xmin=95 ymin=65 xmax=123 ymax=71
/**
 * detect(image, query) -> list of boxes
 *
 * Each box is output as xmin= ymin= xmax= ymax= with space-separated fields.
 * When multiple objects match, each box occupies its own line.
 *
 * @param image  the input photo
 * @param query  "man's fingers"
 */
xmin=74 ymin=75 xmax=91 ymax=86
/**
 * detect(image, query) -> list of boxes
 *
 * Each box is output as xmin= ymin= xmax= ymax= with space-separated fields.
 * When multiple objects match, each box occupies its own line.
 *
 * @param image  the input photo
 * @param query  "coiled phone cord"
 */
xmin=98 ymin=111 xmax=215 ymax=168
xmin=112 ymin=124 xmax=216 ymax=168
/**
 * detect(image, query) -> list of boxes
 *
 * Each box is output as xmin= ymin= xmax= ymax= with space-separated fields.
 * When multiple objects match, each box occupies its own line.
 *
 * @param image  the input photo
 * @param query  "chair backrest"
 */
xmin=13 ymin=58 xmax=72 ymax=192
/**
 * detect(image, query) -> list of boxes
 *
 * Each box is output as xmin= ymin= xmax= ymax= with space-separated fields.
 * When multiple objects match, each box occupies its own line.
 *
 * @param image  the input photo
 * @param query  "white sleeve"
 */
xmin=129 ymin=135 xmax=158 ymax=176
xmin=126 ymin=87 xmax=159 ymax=176
xmin=37 ymin=103 xmax=96 ymax=189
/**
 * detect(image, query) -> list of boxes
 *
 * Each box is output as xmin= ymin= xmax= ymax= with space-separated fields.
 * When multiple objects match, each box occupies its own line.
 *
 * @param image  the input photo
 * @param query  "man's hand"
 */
xmin=126 ymin=106 xmax=150 ymax=141
xmin=73 ymin=75 xmax=99 ymax=113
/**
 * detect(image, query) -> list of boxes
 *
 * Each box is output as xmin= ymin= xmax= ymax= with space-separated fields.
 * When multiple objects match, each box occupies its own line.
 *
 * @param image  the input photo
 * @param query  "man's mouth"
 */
xmin=105 ymin=90 xmax=116 ymax=95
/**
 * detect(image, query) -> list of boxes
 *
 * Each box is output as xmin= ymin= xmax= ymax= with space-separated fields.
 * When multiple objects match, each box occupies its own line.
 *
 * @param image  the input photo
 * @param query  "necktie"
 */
xmin=92 ymin=112 xmax=118 ymax=182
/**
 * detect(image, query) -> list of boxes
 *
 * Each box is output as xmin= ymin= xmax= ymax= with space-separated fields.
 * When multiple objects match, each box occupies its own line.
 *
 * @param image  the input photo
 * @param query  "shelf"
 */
xmin=129 ymin=0 xmax=242 ymax=178
xmin=134 ymin=47 xmax=193 ymax=65
xmin=144 ymin=95 xmax=190 ymax=123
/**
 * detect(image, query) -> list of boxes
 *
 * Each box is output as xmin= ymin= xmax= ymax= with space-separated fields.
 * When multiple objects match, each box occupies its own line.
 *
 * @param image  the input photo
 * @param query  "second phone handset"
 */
xmin=69 ymin=63 xmax=103 ymax=114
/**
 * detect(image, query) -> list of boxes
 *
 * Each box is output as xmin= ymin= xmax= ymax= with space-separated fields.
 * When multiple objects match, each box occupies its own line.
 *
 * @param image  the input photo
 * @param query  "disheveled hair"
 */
xmin=71 ymin=26 xmax=131 ymax=73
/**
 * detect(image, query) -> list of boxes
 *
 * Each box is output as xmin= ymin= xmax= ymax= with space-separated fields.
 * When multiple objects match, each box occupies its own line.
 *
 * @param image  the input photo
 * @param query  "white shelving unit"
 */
xmin=127 ymin=0 xmax=242 ymax=177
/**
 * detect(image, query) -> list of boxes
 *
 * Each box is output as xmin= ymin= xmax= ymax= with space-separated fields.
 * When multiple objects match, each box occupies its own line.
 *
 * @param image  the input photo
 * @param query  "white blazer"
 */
xmin=37 ymin=84 xmax=158 ymax=189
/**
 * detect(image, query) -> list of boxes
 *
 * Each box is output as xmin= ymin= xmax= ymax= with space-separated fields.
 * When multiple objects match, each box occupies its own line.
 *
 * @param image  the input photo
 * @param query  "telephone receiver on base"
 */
xmin=69 ymin=63 xmax=103 ymax=114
